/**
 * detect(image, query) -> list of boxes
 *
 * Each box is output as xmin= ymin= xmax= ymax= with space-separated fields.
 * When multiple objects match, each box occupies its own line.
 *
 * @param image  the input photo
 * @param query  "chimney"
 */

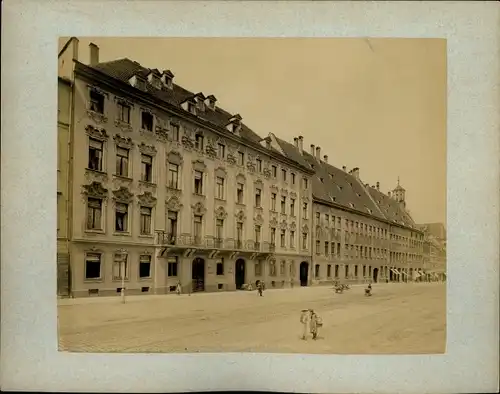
xmin=310 ymin=144 xmax=315 ymax=155
xmin=342 ymin=166 xmax=347 ymax=172
xmin=298 ymin=136 xmax=304 ymax=154
xmin=72 ymin=37 xmax=80 ymax=61
xmin=315 ymin=146 xmax=321 ymax=160
xmin=376 ymin=182 xmax=380 ymax=191
xmin=89 ymin=43 xmax=99 ymax=66
xmin=294 ymin=137 xmax=299 ymax=148
xmin=323 ymin=155 xmax=328 ymax=164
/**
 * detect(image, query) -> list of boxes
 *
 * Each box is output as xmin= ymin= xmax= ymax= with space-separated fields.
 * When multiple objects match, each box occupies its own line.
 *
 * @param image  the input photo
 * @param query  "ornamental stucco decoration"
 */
xmin=191 ymin=201 xmax=207 ymax=215
xmin=112 ymin=186 xmax=134 ymax=204
xmin=113 ymin=134 xmax=134 ymax=149
xmin=215 ymin=206 xmax=228 ymax=220
xmin=82 ymin=181 xmax=108 ymax=199
xmin=270 ymin=218 xmax=278 ymax=228
xmin=138 ymin=191 xmax=157 ymax=207
xmin=302 ymin=224 xmax=309 ymax=233
xmin=167 ymin=150 xmax=183 ymax=165
xmin=254 ymin=214 xmax=264 ymax=225
xmin=139 ymin=142 xmax=157 ymax=156
xmin=280 ymin=220 xmax=288 ymax=230
xmin=85 ymin=125 xmax=109 ymax=141
xmin=235 ymin=210 xmax=246 ymax=222
xmin=166 ymin=195 xmax=183 ymax=211
xmin=289 ymin=222 xmax=297 ymax=231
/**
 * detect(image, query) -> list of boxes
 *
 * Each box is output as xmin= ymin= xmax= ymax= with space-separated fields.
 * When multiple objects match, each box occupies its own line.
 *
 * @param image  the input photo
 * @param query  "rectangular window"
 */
xmin=168 ymin=162 xmax=179 ymax=189
xmin=270 ymin=228 xmax=276 ymax=245
xmin=254 ymin=225 xmax=261 ymax=243
xmin=170 ymin=123 xmax=180 ymax=141
xmin=345 ymin=265 xmax=349 ymax=278
xmin=327 ymin=264 xmax=332 ymax=277
xmin=315 ymin=212 xmax=320 ymax=223
xmin=195 ymin=134 xmax=204 ymax=150
xmin=139 ymin=255 xmax=151 ymax=278
xmin=325 ymin=214 xmax=329 ymax=225
xmin=141 ymin=154 xmax=153 ymax=182
xmin=168 ymin=256 xmax=178 ymax=277
xmin=256 ymin=158 xmax=262 ymax=172
xmin=335 ymin=264 xmax=339 ymax=278
xmin=315 ymin=240 xmax=320 ymax=254
xmin=115 ymin=147 xmax=129 ymax=177
xmin=86 ymin=197 xmax=102 ymax=230
xmin=255 ymin=188 xmax=262 ymax=207
xmin=302 ymin=233 xmax=308 ymax=250
xmin=88 ymin=138 xmax=103 ymax=171
xmin=271 ymin=193 xmax=277 ymax=211
xmin=315 ymin=264 xmax=320 ymax=278
xmin=337 ymin=242 xmax=341 ymax=258
xmin=115 ymin=202 xmax=128 ymax=232
xmin=141 ymin=111 xmax=153 ymax=131
xmin=302 ymin=203 xmax=308 ymax=219
xmin=290 ymin=231 xmax=295 ymax=248
xmin=324 ymin=241 xmax=329 ymax=256
xmin=236 ymin=222 xmax=243 ymax=246
xmin=112 ymin=253 xmax=128 ymax=280
xmin=280 ymin=196 xmax=286 ymax=214
xmin=255 ymin=260 xmax=262 ymax=276
xmin=237 ymin=151 xmax=244 ymax=166
xmin=194 ymin=170 xmax=203 ymax=195
xmin=331 ymin=242 xmax=335 ymax=256
xmin=193 ymin=215 xmax=202 ymax=240
xmin=216 ymin=176 xmax=225 ymax=199
xmin=354 ymin=265 xmax=358 ymax=277
xmin=280 ymin=229 xmax=286 ymax=247
xmin=303 ymin=178 xmax=309 ymax=189
xmin=216 ymin=218 xmax=224 ymax=240
xmin=217 ymin=143 xmax=225 ymax=159
xmin=291 ymin=173 xmax=296 ymax=184
xmin=236 ymin=183 xmax=244 ymax=204
xmin=216 ymin=259 xmax=224 ymax=276
xmin=140 ymin=206 xmax=152 ymax=235
xmin=89 ymin=90 xmax=104 ymax=113
xmin=272 ymin=165 xmax=277 ymax=177
xmin=290 ymin=199 xmax=295 ymax=216
xmin=282 ymin=169 xmax=287 ymax=182
xmin=167 ymin=210 xmax=178 ymax=240
xmin=85 ymin=253 xmax=101 ymax=280
xmin=117 ymin=102 xmax=130 ymax=123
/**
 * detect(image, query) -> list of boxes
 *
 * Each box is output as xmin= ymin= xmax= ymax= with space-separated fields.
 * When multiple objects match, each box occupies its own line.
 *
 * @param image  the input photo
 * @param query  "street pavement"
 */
xmin=58 ymin=282 xmax=446 ymax=354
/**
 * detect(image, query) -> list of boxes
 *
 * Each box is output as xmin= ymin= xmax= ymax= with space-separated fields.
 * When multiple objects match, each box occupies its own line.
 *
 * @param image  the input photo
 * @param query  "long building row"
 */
xmin=57 ymin=39 xmax=432 ymax=298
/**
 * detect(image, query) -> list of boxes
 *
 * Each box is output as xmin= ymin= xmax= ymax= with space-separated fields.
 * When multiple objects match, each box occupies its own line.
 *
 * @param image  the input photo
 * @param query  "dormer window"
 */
xmin=349 ymin=203 xmax=355 ymax=208
xmin=161 ymin=70 xmax=174 ymax=89
xmin=148 ymin=73 xmax=162 ymax=89
xmin=194 ymin=133 xmax=204 ymax=151
xmin=141 ymin=111 xmax=153 ymax=131
xmin=188 ymin=102 xmax=196 ymax=115
xmin=227 ymin=114 xmax=242 ymax=135
xmin=136 ymin=79 xmax=146 ymax=90
xmin=205 ymin=95 xmax=217 ymax=110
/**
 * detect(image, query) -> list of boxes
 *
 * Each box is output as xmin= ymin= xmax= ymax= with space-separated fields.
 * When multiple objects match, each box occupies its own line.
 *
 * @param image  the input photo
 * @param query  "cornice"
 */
xmin=74 ymin=61 xmax=314 ymax=175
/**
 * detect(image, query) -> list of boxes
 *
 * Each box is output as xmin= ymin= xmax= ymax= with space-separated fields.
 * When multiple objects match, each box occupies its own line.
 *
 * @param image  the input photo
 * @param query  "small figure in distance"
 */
xmin=309 ymin=309 xmax=322 ymax=340
xmin=300 ymin=309 xmax=310 ymax=340
xmin=176 ymin=281 xmax=182 ymax=296
xmin=257 ymin=280 xmax=263 ymax=297
xmin=365 ymin=282 xmax=372 ymax=297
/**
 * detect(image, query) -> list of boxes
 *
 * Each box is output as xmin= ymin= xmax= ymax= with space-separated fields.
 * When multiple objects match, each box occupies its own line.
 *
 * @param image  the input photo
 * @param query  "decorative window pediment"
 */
xmin=85 ymin=125 xmax=109 ymax=141
xmin=290 ymin=222 xmax=297 ymax=231
xmin=166 ymin=195 xmax=183 ymax=211
xmin=254 ymin=214 xmax=264 ymax=225
xmin=139 ymin=142 xmax=157 ymax=156
xmin=270 ymin=218 xmax=278 ymax=228
xmin=262 ymin=167 xmax=272 ymax=178
xmin=88 ymin=85 xmax=109 ymax=97
xmin=192 ymin=201 xmax=207 ymax=215
xmin=138 ymin=191 xmax=157 ymax=207
xmin=113 ymin=96 xmax=134 ymax=107
xmin=192 ymin=159 xmax=206 ymax=172
xmin=236 ymin=173 xmax=246 ymax=183
xmin=280 ymin=188 xmax=289 ymax=196
xmin=302 ymin=224 xmax=309 ymax=233
xmin=112 ymin=187 xmax=134 ymax=203
xmin=167 ymin=150 xmax=183 ymax=165
xmin=280 ymin=220 xmax=287 ymax=230
xmin=235 ymin=209 xmax=246 ymax=222
xmin=215 ymin=166 xmax=227 ymax=178
xmin=290 ymin=191 xmax=297 ymax=199
xmin=113 ymin=134 xmax=134 ymax=149
xmin=270 ymin=185 xmax=279 ymax=193
xmin=215 ymin=206 xmax=228 ymax=220
xmin=82 ymin=181 xmax=108 ymax=199
xmin=254 ymin=179 xmax=263 ymax=188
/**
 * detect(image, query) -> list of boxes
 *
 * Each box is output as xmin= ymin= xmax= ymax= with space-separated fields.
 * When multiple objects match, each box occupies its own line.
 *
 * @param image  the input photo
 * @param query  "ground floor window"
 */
xmin=139 ymin=255 xmax=151 ymax=278
xmin=345 ymin=265 xmax=349 ymax=278
xmin=112 ymin=253 xmax=128 ymax=280
xmin=85 ymin=253 xmax=101 ymax=280
xmin=354 ymin=265 xmax=358 ymax=277
xmin=216 ymin=258 xmax=224 ymax=275
xmin=315 ymin=264 xmax=320 ymax=278
xmin=327 ymin=264 xmax=331 ymax=277
xmin=168 ymin=256 xmax=178 ymax=277
xmin=280 ymin=260 xmax=286 ymax=275
xmin=334 ymin=264 xmax=339 ymax=278
xmin=255 ymin=260 xmax=263 ymax=276
xmin=269 ymin=260 xmax=277 ymax=276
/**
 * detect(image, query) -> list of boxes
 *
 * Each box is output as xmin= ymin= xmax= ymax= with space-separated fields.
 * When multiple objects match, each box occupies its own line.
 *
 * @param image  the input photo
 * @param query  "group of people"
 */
xmin=300 ymin=309 xmax=322 ymax=340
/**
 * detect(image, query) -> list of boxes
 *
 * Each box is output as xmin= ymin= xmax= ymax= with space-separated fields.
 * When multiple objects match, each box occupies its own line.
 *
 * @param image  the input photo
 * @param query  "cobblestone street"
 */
xmin=58 ymin=282 xmax=446 ymax=354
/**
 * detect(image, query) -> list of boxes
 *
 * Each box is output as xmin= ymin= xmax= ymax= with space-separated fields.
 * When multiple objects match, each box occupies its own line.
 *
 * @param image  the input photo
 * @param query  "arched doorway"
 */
xmin=300 ymin=261 xmax=309 ymax=286
xmin=235 ymin=258 xmax=246 ymax=289
xmin=192 ymin=258 xmax=205 ymax=292
xmin=373 ymin=267 xmax=379 ymax=283
xmin=389 ymin=268 xmax=394 ymax=282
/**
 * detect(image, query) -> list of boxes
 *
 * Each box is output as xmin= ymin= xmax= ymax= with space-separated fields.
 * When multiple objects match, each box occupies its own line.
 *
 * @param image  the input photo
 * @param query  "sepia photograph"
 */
xmin=56 ymin=37 xmax=447 ymax=355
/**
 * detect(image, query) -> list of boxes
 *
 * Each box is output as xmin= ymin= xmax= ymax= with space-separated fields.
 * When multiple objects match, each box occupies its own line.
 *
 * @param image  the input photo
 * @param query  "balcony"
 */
xmin=155 ymin=231 xmax=275 ymax=260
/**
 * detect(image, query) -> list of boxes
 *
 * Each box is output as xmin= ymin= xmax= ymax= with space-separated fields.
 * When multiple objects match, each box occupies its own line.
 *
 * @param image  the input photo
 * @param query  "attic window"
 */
xmin=187 ymin=102 xmax=196 ymax=115
xmin=348 ymin=203 xmax=355 ymax=208
xmin=357 ymin=193 xmax=361 ymax=197
xmin=337 ymin=185 xmax=342 ymax=191
xmin=151 ymin=75 xmax=162 ymax=89
xmin=320 ymin=178 xmax=324 ymax=183
xmin=135 ymin=78 xmax=146 ymax=90
xmin=366 ymin=208 xmax=372 ymax=214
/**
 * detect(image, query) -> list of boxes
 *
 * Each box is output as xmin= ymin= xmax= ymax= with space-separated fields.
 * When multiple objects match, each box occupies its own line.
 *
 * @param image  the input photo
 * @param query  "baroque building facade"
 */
xmin=59 ymin=40 xmax=314 ymax=297
xmin=57 ymin=39 xmax=429 ymax=297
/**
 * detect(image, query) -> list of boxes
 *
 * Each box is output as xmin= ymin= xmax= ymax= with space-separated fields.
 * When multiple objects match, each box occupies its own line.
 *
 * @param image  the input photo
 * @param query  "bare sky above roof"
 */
xmin=62 ymin=37 xmax=446 ymax=225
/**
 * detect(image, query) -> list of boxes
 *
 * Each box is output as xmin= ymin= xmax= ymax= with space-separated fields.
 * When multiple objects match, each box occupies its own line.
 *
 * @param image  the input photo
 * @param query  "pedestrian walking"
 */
xmin=257 ymin=281 xmax=263 ymax=296
xmin=176 ymin=281 xmax=182 ymax=295
xmin=300 ymin=309 xmax=310 ymax=340
xmin=309 ymin=309 xmax=321 ymax=340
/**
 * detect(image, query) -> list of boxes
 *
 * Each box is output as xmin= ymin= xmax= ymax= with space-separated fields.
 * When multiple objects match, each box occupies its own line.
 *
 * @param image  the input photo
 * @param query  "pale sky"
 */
xmin=63 ymin=37 xmax=447 ymax=225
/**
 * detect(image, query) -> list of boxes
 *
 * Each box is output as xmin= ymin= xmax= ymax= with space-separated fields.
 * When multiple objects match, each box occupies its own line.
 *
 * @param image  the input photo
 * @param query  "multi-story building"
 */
xmin=58 ymin=41 xmax=316 ymax=297
xmin=420 ymin=223 xmax=447 ymax=281
xmin=275 ymin=139 xmax=426 ymax=285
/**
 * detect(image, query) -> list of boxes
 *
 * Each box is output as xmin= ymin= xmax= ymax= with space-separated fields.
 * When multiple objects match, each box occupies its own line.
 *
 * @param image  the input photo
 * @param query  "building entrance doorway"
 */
xmin=389 ymin=268 xmax=394 ymax=282
xmin=192 ymin=257 xmax=205 ymax=292
xmin=235 ymin=259 xmax=246 ymax=289
xmin=300 ymin=262 xmax=309 ymax=286
xmin=373 ymin=267 xmax=379 ymax=283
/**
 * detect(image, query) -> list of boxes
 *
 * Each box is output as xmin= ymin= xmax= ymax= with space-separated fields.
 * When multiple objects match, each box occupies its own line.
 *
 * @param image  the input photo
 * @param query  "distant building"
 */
xmin=57 ymin=39 xmax=428 ymax=297
xmin=419 ymin=223 xmax=447 ymax=281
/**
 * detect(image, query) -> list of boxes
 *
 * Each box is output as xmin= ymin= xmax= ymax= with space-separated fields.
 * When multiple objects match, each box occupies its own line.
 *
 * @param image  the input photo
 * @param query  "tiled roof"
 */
xmin=274 ymin=138 xmax=313 ymax=170
xmin=366 ymin=186 xmax=416 ymax=227
xmin=91 ymin=58 xmax=263 ymax=144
